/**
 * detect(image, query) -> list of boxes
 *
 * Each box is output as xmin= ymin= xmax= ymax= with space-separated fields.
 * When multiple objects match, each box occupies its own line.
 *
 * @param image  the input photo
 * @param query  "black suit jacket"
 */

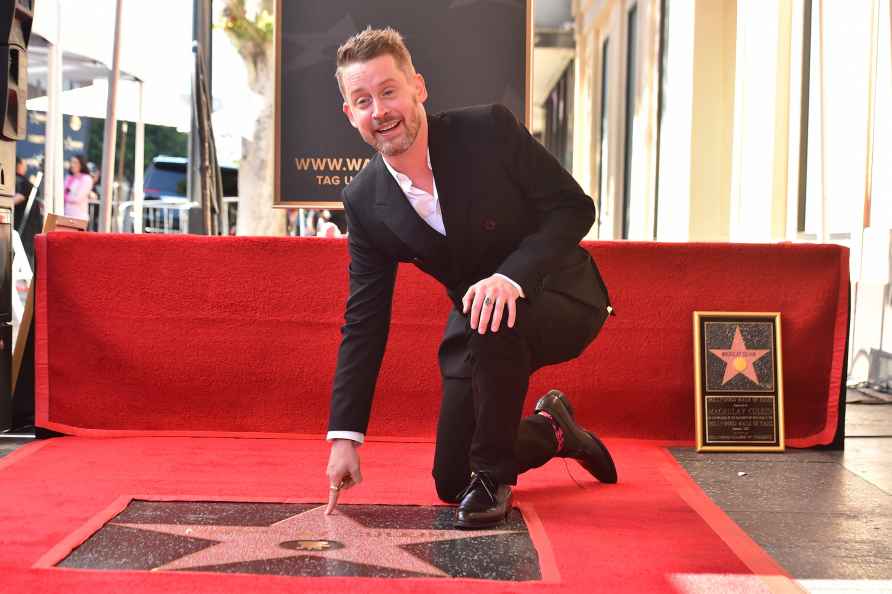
xmin=328 ymin=104 xmax=610 ymax=435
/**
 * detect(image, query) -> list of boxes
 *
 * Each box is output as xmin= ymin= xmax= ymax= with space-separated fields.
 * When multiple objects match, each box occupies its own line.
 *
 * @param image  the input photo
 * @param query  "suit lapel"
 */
xmin=372 ymin=154 xmax=444 ymax=261
xmin=427 ymin=113 xmax=471 ymax=282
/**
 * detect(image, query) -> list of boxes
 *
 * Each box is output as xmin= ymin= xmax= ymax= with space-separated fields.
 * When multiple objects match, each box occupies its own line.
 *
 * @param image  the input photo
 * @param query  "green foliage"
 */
xmin=86 ymin=118 xmax=188 ymax=183
xmin=216 ymin=0 xmax=274 ymax=50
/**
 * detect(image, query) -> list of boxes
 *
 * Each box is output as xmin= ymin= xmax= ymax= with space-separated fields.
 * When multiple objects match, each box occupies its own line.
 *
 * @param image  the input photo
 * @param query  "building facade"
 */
xmin=554 ymin=0 xmax=891 ymax=377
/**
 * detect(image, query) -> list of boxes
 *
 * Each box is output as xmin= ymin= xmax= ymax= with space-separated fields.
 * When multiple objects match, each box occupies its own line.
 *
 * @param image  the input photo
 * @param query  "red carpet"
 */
xmin=0 ymin=437 xmax=801 ymax=593
xmin=35 ymin=234 xmax=848 ymax=446
xmin=9 ymin=234 xmax=836 ymax=591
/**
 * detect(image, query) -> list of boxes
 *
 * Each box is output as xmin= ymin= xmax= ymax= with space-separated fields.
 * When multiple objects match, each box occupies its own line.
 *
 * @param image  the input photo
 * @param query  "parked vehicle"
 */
xmin=144 ymin=156 xmax=237 ymax=199
xmin=132 ymin=155 xmax=238 ymax=233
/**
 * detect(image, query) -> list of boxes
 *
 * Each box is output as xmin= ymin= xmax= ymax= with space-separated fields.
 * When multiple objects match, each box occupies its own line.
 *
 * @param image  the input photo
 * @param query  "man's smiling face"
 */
xmin=341 ymin=54 xmax=427 ymax=156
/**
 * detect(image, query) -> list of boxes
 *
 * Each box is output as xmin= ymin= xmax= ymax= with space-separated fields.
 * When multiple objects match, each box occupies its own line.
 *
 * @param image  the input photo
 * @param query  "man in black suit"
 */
xmin=326 ymin=27 xmax=616 ymax=529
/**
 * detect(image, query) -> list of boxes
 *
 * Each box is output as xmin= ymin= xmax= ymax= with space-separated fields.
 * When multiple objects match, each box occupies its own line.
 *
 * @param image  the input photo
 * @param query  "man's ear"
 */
xmin=342 ymin=102 xmax=358 ymax=129
xmin=414 ymin=73 xmax=428 ymax=103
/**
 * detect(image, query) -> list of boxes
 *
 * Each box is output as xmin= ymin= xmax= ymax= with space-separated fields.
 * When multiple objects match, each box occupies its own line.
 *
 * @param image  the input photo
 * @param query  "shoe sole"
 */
xmin=454 ymin=515 xmax=509 ymax=529
xmin=580 ymin=431 xmax=617 ymax=484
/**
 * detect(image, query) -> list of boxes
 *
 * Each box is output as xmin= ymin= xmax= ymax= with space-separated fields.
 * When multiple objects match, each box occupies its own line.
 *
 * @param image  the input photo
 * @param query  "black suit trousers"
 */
xmin=431 ymin=289 xmax=609 ymax=500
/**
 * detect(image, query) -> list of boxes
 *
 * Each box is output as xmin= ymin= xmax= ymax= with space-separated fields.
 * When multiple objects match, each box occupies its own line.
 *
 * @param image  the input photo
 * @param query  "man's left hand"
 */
xmin=462 ymin=275 xmax=521 ymax=334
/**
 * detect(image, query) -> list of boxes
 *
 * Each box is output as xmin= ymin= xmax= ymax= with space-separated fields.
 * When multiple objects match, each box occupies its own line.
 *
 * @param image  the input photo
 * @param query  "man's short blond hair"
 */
xmin=335 ymin=27 xmax=416 ymax=97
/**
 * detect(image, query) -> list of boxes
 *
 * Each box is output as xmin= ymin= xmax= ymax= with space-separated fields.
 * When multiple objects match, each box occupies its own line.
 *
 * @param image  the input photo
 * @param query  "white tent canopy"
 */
xmin=27 ymin=78 xmax=190 ymax=129
xmin=29 ymin=0 xmax=254 ymax=227
xmin=32 ymin=0 xmax=194 ymax=93
xmin=30 ymin=0 xmax=195 ymax=224
xmin=30 ymin=3 xmax=255 ymax=145
xmin=30 ymin=0 xmax=255 ymax=139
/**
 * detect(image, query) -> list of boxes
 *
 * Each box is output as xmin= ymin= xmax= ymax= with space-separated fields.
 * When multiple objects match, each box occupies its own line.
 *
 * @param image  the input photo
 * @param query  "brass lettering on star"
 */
xmin=279 ymin=539 xmax=344 ymax=552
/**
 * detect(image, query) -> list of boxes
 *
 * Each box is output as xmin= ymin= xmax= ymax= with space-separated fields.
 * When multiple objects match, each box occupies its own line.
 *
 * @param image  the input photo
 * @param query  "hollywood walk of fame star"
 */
xmin=114 ymin=505 xmax=517 ymax=577
xmin=709 ymin=326 xmax=770 ymax=385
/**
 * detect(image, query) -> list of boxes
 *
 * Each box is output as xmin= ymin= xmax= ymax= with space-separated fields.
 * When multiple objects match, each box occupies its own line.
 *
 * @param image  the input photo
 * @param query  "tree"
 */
xmin=218 ymin=0 xmax=285 ymax=236
xmin=87 ymin=118 xmax=188 ymax=184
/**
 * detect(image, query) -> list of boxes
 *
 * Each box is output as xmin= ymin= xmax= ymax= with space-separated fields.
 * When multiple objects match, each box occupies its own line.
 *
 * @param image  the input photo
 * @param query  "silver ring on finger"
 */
xmin=483 ymin=296 xmax=493 ymax=306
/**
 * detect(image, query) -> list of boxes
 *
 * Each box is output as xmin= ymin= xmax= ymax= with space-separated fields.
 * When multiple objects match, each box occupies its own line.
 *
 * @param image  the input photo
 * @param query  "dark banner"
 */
xmin=275 ymin=0 xmax=530 ymax=207
xmin=18 ymin=111 xmax=93 ymax=173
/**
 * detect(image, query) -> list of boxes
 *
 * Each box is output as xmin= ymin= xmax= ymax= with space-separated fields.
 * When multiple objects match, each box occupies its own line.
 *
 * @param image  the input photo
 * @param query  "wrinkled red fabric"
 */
xmin=35 ymin=234 xmax=848 ymax=447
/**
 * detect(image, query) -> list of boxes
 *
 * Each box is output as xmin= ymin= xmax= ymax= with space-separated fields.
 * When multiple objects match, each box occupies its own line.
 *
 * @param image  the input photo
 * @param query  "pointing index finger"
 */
xmin=325 ymin=485 xmax=340 ymax=515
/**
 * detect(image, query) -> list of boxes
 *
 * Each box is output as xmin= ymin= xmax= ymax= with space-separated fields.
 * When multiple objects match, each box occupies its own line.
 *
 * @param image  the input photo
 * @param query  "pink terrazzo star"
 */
xmin=114 ymin=504 xmax=517 ymax=577
xmin=709 ymin=326 xmax=770 ymax=385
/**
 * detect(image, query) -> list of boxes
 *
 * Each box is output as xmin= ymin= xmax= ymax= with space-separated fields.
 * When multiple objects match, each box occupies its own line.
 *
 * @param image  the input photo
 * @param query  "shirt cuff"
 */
xmin=494 ymin=273 xmax=525 ymax=298
xmin=326 ymin=430 xmax=365 ymax=444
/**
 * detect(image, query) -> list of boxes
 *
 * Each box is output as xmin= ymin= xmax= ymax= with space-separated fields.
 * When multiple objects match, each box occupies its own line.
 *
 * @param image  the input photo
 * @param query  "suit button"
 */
xmin=482 ymin=219 xmax=497 ymax=231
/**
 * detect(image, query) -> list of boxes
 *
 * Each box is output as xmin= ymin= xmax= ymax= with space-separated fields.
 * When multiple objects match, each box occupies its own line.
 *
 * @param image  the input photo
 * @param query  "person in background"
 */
xmin=63 ymin=154 xmax=92 ymax=221
xmin=13 ymin=157 xmax=42 ymax=269
xmin=87 ymin=161 xmax=100 ymax=201
xmin=315 ymin=209 xmax=341 ymax=238
xmin=86 ymin=162 xmax=101 ymax=230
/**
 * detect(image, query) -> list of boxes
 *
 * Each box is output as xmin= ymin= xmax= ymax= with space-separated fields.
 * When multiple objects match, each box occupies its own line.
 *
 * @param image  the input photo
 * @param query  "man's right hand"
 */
xmin=325 ymin=438 xmax=362 ymax=514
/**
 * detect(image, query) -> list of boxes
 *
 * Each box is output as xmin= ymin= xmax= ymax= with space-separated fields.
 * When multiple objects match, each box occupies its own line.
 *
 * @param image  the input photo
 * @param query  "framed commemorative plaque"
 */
xmin=693 ymin=312 xmax=785 ymax=452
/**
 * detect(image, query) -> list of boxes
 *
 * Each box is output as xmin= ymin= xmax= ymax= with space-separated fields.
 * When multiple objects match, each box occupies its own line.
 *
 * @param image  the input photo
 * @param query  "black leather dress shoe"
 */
xmin=454 ymin=472 xmax=513 ymax=529
xmin=535 ymin=390 xmax=618 ymax=484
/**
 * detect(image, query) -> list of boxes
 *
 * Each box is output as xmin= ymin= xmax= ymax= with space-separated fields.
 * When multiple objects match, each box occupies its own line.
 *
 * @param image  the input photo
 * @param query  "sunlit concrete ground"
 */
xmin=673 ymin=395 xmax=892 ymax=593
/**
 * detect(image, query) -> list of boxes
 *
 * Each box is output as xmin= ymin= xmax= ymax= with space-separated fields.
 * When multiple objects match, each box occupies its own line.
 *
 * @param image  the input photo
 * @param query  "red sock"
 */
xmin=537 ymin=411 xmax=565 ymax=453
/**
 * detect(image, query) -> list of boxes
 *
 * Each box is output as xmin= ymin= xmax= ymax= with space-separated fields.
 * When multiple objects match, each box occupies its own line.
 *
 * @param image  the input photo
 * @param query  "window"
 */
xmin=544 ymin=60 xmax=575 ymax=170
xmin=597 ymin=38 xmax=610 ymax=234
xmin=653 ymin=0 xmax=669 ymax=239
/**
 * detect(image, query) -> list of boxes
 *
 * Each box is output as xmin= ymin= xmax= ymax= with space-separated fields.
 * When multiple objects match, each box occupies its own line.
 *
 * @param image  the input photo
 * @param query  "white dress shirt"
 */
xmin=327 ymin=150 xmax=524 ymax=445
xmin=384 ymin=150 xmax=446 ymax=234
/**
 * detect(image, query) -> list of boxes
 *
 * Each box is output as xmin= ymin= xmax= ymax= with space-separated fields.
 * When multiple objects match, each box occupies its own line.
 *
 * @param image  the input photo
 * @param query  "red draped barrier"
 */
xmin=35 ymin=234 xmax=848 ymax=446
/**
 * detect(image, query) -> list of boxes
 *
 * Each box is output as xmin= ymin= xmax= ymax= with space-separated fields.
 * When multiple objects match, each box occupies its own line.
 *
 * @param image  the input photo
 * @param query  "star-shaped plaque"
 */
xmin=702 ymin=320 xmax=776 ymax=392
xmin=708 ymin=325 xmax=770 ymax=385
xmin=57 ymin=500 xmax=542 ymax=581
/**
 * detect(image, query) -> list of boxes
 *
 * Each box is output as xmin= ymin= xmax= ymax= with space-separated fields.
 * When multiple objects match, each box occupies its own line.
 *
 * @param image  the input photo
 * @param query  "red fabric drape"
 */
xmin=35 ymin=234 xmax=848 ymax=446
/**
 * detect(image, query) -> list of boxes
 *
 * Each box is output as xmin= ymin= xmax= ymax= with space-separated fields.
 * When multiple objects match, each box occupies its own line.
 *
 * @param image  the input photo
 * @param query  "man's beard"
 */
xmin=368 ymin=99 xmax=422 ymax=156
